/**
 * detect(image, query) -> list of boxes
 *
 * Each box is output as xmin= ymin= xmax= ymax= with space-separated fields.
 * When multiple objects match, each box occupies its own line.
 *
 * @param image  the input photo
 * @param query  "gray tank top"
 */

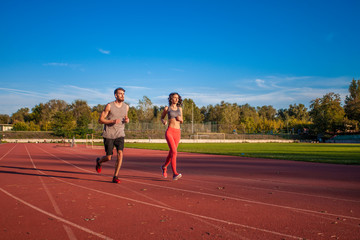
xmin=102 ymin=102 xmax=128 ymax=139
xmin=168 ymin=107 xmax=181 ymax=119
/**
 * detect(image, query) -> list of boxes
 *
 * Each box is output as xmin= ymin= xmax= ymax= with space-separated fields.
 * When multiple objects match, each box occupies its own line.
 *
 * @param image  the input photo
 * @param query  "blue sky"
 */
xmin=0 ymin=0 xmax=359 ymax=115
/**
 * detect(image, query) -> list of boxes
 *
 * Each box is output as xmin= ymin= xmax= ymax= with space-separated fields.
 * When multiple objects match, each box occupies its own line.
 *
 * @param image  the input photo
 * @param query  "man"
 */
xmin=96 ymin=87 xmax=129 ymax=183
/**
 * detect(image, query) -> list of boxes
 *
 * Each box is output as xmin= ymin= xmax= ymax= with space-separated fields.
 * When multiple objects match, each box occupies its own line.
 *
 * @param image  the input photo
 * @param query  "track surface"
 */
xmin=0 ymin=143 xmax=359 ymax=240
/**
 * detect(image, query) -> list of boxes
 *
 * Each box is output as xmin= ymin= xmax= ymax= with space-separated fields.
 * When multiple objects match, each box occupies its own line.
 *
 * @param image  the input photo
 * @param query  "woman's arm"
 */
xmin=176 ymin=107 xmax=184 ymax=124
xmin=161 ymin=106 xmax=168 ymax=125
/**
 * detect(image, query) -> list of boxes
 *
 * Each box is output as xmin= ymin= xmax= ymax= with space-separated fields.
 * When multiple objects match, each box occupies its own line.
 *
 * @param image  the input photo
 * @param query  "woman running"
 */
xmin=160 ymin=92 xmax=183 ymax=180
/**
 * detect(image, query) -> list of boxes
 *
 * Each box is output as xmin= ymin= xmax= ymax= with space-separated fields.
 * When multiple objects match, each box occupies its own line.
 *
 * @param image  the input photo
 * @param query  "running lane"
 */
xmin=0 ymin=143 xmax=359 ymax=239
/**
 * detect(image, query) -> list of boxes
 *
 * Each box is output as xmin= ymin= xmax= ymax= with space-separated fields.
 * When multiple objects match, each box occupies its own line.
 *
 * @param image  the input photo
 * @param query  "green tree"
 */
xmin=288 ymin=103 xmax=309 ymax=121
xmin=137 ymin=96 xmax=153 ymax=122
xmin=152 ymin=105 xmax=167 ymax=123
xmin=239 ymin=104 xmax=259 ymax=133
xmin=42 ymin=100 xmax=68 ymax=131
xmin=28 ymin=121 xmax=40 ymax=131
xmin=344 ymin=79 xmax=360 ymax=122
xmin=69 ymin=100 xmax=92 ymax=137
xmin=182 ymin=98 xmax=204 ymax=124
xmin=309 ymin=92 xmax=345 ymax=133
xmin=92 ymin=104 xmax=106 ymax=113
xmin=257 ymin=105 xmax=277 ymax=120
xmin=277 ymin=104 xmax=311 ymax=134
xmin=219 ymin=102 xmax=240 ymax=133
xmin=12 ymin=121 xmax=29 ymax=131
xmin=70 ymin=100 xmax=91 ymax=129
xmin=258 ymin=118 xmax=282 ymax=133
xmin=128 ymin=106 xmax=138 ymax=123
xmin=51 ymin=111 xmax=76 ymax=137
xmin=11 ymin=108 xmax=30 ymax=123
xmin=70 ymin=100 xmax=91 ymax=123
xmin=203 ymin=104 xmax=222 ymax=123
xmin=0 ymin=114 xmax=10 ymax=124
xmin=29 ymin=103 xmax=44 ymax=125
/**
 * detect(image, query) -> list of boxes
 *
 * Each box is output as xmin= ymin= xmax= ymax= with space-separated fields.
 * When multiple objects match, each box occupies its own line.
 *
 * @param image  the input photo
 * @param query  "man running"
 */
xmin=96 ymin=87 xmax=129 ymax=183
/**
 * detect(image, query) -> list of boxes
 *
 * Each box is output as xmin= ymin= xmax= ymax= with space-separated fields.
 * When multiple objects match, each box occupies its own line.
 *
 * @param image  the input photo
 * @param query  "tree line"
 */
xmin=0 ymin=79 xmax=359 ymax=138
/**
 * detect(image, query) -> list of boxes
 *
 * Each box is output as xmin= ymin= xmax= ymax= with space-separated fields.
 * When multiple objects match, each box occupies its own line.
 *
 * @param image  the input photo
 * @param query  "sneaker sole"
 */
xmin=96 ymin=158 xmax=102 ymax=173
xmin=173 ymin=173 xmax=182 ymax=181
xmin=112 ymin=176 xmax=120 ymax=183
xmin=161 ymin=166 xmax=167 ymax=178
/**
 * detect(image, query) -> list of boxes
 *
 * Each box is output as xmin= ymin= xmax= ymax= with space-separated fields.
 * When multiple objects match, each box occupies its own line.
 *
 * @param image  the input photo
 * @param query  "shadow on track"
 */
xmin=0 ymin=166 xmax=109 ymax=183
xmin=0 ymin=165 xmax=98 ymax=176
xmin=119 ymin=174 xmax=168 ymax=182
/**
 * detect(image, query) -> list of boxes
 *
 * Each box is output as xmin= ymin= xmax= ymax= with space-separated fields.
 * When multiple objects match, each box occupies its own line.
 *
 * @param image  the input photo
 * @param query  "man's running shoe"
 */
xmin=173 ymin=173 xmax=182 ymax=181
xmin=161 ymin=166 xmax=168 ymax=178
xmin=112 ymin=176 xmax=120 ymax=183
xmin=96 ymin=157 xmax=102 ymax=173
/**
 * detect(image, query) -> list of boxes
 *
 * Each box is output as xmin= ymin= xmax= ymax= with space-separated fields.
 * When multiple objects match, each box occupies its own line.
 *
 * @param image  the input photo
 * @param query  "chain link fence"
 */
xmin=2 ymin=121 xmax=308 ymax=142
xmin=89 ymin=122 xmax=301 ymax=140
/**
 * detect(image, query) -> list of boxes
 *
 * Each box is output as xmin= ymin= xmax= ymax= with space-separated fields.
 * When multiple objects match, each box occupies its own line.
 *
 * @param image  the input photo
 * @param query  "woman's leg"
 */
xmin=172 ymin=129 xmax=181 ymax=176
xmin=163 ymin=129 xmax=175 ymax=168
xmin=164 ymin=128 xmax=181 ymax=175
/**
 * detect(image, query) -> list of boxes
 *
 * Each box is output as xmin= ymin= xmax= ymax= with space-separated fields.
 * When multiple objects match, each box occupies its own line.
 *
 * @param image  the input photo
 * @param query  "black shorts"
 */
xmin=103 ymin=137 xmax=124 ymax=156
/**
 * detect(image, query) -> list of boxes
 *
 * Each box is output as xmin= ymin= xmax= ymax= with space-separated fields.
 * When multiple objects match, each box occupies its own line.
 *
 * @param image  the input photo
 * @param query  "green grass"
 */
xmin=124 ymin=142 xmax=360 ymax=165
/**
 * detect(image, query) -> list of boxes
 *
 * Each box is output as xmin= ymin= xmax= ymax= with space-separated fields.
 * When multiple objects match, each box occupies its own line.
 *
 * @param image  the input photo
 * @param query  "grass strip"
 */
xmin=124 ymin=142 xmax=360 ymax=165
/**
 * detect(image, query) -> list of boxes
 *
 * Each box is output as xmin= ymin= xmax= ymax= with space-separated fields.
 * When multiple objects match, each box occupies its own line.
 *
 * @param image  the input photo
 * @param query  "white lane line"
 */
xmin=26 ymin=145 xmax=63 ymax=215
xmin=63 ymin=225 xmax=78 ymax=240
xmin=60 ymin=146 xmax=360 ymax=204
xmin=0 ymin=143 xmax=17 ymax=161
xmin=25 ymin=145 xmax=78 ymax=240
xmin=38 ymin=144 xmax=360 ymax=221
xmin=32 ymin=145 xmax=304 ymax=239
xmin=0 ymin=187 xmax=113 ymax=240
xmin=37 ymin=146 xmax=171 ymax=208
xmin=121 ymin=177 xmax=360 ymax=221
xmin=52 ymin=176 xmax=303 ymax=240
xmin=178 ymin=174 xmax=360 ymax=204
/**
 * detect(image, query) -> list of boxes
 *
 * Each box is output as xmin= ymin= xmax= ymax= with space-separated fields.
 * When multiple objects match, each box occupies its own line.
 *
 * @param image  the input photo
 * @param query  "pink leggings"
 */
xmin=163 ymin=127 xmax=181 ymax=175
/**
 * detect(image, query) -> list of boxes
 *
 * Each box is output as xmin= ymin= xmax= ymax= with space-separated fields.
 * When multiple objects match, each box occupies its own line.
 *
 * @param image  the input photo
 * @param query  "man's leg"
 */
xmin=96 ymin=138 xmax=114 ymax=173
xmin=112 ymin=137 xmax=124 ymax=183
xmin=99 ymin=155 xmax=112 ymax=164
xmin=114 ymin=150 xmax=123 ymax=176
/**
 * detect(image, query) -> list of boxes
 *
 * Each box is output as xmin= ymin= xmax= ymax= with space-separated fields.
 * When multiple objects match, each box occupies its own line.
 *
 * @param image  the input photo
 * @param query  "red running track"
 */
xmin=0 ymin=143 xmax=359 ymax=240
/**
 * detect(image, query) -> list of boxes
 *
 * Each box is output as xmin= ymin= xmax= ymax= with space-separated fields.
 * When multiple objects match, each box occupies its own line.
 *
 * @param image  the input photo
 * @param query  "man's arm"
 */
xmin=123 ymin=105 xmax=130 ymax=123
xmin=99 ymin=104 xmax=120 ymax=125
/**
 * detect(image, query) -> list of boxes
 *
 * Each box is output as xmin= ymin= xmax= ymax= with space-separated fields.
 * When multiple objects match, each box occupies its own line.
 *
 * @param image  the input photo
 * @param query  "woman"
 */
xmin=160 ymin=92 xmax=183 ymax=180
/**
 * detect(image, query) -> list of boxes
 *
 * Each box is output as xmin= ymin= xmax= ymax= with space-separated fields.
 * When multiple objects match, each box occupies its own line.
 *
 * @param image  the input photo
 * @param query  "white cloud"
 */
xmin=156 ymin=76 xmax=350 ymax=110
xmin=0 ymin=87 xmax=49 ymax=99
xmin=0 ymin=94 xmax=42 ymax=115
xmin=255 ymin=79 xmax=267 ymax=88
xmin=0 ymin=75 xmax=351 ymax=115
xmin=64 ymin=85 xmax=104 ymax=95
xmin=98 ymin=48 xmax=110 ymax=54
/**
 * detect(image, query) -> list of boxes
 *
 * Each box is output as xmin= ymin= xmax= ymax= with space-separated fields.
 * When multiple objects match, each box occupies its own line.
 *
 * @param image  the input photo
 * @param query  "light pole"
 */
xmin=191 ymin=102 xmax=194 ymax=134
